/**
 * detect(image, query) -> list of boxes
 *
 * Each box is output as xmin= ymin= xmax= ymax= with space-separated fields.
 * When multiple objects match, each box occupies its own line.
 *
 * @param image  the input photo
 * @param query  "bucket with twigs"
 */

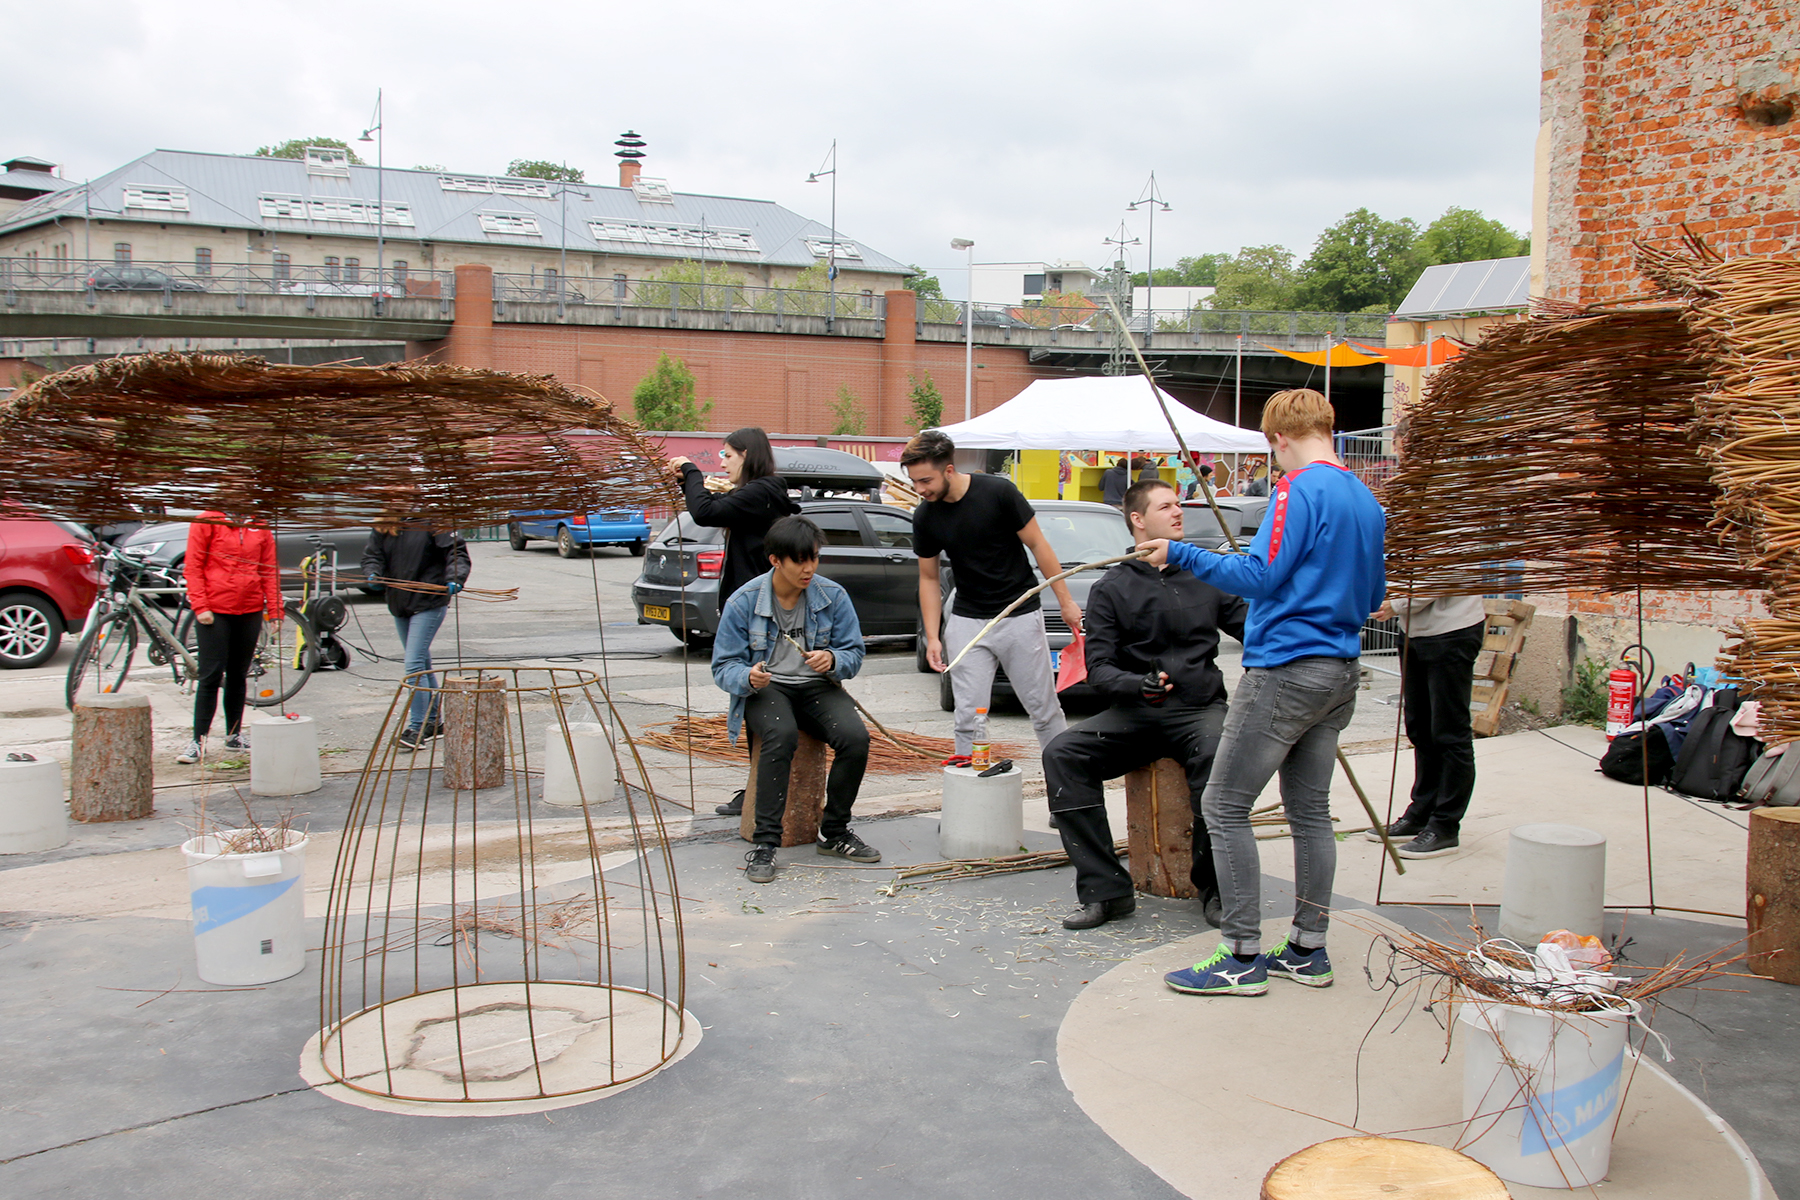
xmin=181 ymin=822 xmax=308 ymax=986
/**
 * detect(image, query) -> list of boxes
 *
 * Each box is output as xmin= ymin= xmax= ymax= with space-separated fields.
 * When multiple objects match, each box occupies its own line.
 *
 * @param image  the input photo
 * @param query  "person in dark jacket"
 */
xmin=1042 ymin=478 xmax=1248 ymax=931
xmin=362 ymin=512 xmax=472 ymax=751
xmin=1100 ymin=458 xmax=1131 ymax=508
xmin=668 ymin=427 xmax=800 ymax=814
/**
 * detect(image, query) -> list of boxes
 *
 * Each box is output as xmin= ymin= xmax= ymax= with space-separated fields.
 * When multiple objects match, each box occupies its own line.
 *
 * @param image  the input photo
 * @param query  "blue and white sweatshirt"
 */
xmin=1164 ymin=461 xmax=1386 ymax=668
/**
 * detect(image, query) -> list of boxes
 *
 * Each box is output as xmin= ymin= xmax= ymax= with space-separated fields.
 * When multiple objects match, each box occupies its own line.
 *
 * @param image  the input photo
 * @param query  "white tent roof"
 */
xmin=931 ymin=376 xmax=1268 ymax=453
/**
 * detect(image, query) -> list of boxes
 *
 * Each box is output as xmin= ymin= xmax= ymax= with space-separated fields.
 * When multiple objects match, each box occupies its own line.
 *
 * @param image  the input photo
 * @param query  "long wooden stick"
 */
xmin=942 ymin=550 xmax=1149 ymax=674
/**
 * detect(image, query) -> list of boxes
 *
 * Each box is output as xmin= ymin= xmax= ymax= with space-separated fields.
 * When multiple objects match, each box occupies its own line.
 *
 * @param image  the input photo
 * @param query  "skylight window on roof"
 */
xmin=805 ymin=238 xmax=863 ymax=261
xmin=122 ymin=185 xmax=191 ymax=213
xmin=631 ymin=177 xmax=675 ymax=203
xmin=588 ymin=220 xmax=760 ymax=255
xmin=439 ymin=175 xmax=496 ymax=194
xmin=259 ymin=193 xmax=307 ymax=219
xmin=491 ymin=178 xmax=553 ymax=198
xmin=479 ymin=211 xmax=543 ymax=236
xmin=305 ymin=147 xmax=351 ymax=177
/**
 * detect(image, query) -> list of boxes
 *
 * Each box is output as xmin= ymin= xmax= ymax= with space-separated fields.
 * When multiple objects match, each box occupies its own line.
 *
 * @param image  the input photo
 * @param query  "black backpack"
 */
xmin=1668 ymin=687 xmax=1762 ymax=803
xmin=1600 ymin=728 xmax=1675 ymax=786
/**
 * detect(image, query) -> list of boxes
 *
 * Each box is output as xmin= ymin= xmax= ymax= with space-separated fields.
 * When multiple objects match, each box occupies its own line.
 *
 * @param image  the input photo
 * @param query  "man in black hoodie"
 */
xmin=1043 ymin=478 xmax=1247 ymax=930
xmin=362 ymin=521 xmax=472 ymax=750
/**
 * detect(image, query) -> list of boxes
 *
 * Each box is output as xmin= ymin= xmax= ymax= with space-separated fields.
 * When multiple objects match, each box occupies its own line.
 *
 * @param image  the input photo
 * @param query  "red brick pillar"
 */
xmin=880 ymin=289 xmax=918 ymax=437
xmin=448 ymin=264 xmax=495 ymax=369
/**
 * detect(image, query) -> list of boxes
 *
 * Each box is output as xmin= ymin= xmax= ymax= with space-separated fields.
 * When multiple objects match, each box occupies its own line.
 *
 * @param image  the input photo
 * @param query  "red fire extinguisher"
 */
xmin=1605 ymin=668 xmax=1637 ymax=740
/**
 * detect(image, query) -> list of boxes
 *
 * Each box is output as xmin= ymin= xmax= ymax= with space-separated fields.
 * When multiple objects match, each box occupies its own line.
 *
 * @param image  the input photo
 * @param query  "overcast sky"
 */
xmin=13 ymin=0 xmax=1541 ymax=295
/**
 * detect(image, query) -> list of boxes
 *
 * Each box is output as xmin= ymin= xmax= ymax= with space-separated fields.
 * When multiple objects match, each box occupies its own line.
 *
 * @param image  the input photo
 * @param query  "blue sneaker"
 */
xmin=1164 ymin=944 xmax=1268 ymax=996
xmin=1266 ymin=936 xmax=1334 ymax=987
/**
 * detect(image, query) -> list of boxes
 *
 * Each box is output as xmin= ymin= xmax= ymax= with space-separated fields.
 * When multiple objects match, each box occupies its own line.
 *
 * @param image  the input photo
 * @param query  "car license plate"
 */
xmin=1050 ymin=649 xmax=1061 ymax=670
xmin=643 ymin=605 xmax=671 ymax=622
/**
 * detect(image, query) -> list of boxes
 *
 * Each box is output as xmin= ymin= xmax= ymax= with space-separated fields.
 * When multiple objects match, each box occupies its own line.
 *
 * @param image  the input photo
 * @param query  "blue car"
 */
xmin=507 ymin=509 xmax=651 ymax=558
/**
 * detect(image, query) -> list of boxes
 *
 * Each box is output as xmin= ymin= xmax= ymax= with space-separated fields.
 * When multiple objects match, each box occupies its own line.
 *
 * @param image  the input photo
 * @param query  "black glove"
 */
xmin=1140 ymin=669 xmax=1169 ymax=705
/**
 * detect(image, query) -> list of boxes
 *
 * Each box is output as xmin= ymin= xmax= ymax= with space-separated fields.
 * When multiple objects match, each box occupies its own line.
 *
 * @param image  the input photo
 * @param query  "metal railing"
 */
xmin=920 ymin=300 xmax=1391 ymax=341
xmin=0 ymin=258 xmax=455 ymax=300
xmin=490 ymin=273 xmax=885 ymax=321
xmin=1338 ymin=425 xmax=1397 ymax=492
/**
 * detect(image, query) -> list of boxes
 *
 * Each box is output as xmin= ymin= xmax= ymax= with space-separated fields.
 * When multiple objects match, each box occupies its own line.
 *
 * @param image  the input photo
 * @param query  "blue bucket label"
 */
xmin=190 ymin=877 xmax=297 ymax=935
xmin=1519 ymin=1047 xmax=1624 ymax=1156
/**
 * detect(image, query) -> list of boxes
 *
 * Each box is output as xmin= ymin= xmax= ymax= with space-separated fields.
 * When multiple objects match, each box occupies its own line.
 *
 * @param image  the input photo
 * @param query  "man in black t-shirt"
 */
xmin=902 ymin=430 xmax=1082 ymax=753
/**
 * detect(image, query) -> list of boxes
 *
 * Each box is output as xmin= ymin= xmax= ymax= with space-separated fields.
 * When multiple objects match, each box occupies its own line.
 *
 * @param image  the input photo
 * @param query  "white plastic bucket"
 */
xmin=1459 ymin=999 xmax=1632 ymax=1188
xmin=0 ymin=753 xmax=69 ymax=853
xmin=181 ymin=831 xmax=308 ymax=985
xmin=543 ymin=722 xmax=609 ymax=807
xmin=939 ymin=764 xmax=1023 ymax=858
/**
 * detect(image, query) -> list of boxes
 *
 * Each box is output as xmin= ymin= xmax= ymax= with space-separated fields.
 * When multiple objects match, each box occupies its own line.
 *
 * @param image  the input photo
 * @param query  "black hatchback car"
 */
xmin=86 ymin=266 xmax=205 ymax=292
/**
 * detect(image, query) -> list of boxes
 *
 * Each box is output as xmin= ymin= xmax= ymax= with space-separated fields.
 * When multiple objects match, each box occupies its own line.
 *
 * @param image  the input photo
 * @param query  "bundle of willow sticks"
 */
xmin=638 ymin=713 xmax=1021 ymax=774
xmin=370 ymin=576 xmax=519 ymax=603
xmin=0 ymin=352 xmax=678 ymax=529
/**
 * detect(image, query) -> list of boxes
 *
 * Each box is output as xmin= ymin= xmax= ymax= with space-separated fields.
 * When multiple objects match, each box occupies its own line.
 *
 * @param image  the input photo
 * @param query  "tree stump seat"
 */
xmin=738 ymin=729 xmax=829 ymax=847
xmin=1125 ymin=757 xmax=1195 ymax=898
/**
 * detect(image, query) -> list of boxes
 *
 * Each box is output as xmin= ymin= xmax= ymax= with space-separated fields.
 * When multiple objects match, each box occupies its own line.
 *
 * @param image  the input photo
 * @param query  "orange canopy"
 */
xmin=1263 ymin=343 xmax=1388 ymax=368
xmin=1349 ymin=337 xmax=1464 ymax=367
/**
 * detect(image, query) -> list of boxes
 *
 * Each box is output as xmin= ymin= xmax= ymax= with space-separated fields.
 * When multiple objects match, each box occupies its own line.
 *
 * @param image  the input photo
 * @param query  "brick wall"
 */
xmin=1541 ymin=0 xmax=1800 ymax=304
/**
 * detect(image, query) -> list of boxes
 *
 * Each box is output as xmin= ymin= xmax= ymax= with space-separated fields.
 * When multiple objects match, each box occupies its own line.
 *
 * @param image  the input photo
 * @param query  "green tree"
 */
xmin=1418 ymin=206 xmax=1529 ymax=265
xmin=253 ymin=137 xmax=365 ymax=165
xmin=1131 ymin=253 xmax=1229 ymax=288
xmin=907 ymin=372 xmax=944 ymax=430
xmin=830 ymin=385 xmax=867 ymax=436
xmin=632 ymin=354 xmax=713 ymax=431
xmin=1294 ymin=209 xmax=1426 ymax=313
xmin=903 ymin=266 xmax=945 ymax=299
xmin=507 ymin=160 xmax=585 ymax=182
xmin=636 ymin=259 xmax=748 ymax=309
xmin=1209 ymin=245 xmax=1302 ymax=311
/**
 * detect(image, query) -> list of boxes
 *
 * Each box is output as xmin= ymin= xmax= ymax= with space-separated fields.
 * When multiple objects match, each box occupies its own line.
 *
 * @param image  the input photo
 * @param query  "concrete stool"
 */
xmin=543 ymin=722 xmax=609 ymax=808
xmin=1498 ymin=823 xmax=1606 ymax=945
xmin=739 ymin=729 xmax=828 ymax=847
xmin=1125 ymin=758 xmax=1197 ymax=898
xmin=0 ymin=753 xmax=69 ymax=853
xmin=940 ymin=764 xmax=1023 ymax=858
xmin=249 ymin=713 xmax=322 ymax=797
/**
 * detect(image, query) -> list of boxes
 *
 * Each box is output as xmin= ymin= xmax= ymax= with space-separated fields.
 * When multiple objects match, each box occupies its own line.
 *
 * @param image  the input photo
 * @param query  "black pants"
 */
xmin=1043 ymin=701 xmax=1227 ymax=905
xmin=1400 ymin=620 xmax=1484 ymax=835
xmin=744 ymin=679 xmax=870 ymax=846
xmin=193 ymin=611 xmax=262 ymax=739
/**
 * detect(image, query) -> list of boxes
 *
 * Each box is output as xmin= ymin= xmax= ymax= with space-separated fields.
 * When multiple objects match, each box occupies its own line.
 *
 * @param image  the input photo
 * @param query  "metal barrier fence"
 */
xmin=1338 ymin=425 xmax=1397 ymax=492
xmin=929 ymin=301 xmax=1392 ymax=341
xmin=490 ymin=273 xmax=884 ymax=320
xmin=0 ymin=257 xmax=455 ymax=299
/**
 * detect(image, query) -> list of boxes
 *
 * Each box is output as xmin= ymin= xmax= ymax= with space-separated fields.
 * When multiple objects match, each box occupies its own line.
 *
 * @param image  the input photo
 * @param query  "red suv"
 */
xmin=0 ymin=505 xmax=101 ymax=668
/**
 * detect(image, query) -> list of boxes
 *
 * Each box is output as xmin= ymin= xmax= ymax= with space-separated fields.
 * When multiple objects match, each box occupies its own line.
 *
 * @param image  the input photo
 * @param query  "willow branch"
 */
xmin=943 ymin=550 xmax=1149 ymax=673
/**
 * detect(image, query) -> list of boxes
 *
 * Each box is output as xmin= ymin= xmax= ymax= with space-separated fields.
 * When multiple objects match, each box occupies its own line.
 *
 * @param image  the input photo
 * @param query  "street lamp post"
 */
xmin=951 ymin=238 xmax=975 ymax=420
xmin=1127 ymin=172 xmax=1170 ymax=342
xmin=807 ymin=141 xmax=838 ymax=332
xmin=358 ymin=89 xmax=384 ymax=311
xmin=550 ymin=172 xmax=590 ymax=316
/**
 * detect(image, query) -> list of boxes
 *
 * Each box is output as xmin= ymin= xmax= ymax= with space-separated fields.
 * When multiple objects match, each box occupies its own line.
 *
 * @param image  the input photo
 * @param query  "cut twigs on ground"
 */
xmin=639 ymin=713 xmax=1020 ymax=774
xmin=361 ymin=895 xmax=604 ymax=972
xmin=881 ymin=841 xmax=1122 ymax=892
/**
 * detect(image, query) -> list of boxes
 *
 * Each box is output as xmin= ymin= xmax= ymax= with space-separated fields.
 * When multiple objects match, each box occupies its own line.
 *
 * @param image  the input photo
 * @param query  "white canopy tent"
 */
xmin=930 ymin=376 xmax=1268 ymax=453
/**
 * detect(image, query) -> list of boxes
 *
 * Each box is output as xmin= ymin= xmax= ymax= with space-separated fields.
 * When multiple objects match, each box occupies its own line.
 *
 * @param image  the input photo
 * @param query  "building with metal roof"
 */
xmin=0 ymin=147 xmax=911 ymax=294
xmin=1394 ymin=255 xmax=1531 ymax=319
xmin=0 ymin=156 xmax=74 ymax=218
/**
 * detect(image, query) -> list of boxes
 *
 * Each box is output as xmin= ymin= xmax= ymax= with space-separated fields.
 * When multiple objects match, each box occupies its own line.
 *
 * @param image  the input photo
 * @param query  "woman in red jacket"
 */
xmin=177 ymin=513 xmax=283 ymax=764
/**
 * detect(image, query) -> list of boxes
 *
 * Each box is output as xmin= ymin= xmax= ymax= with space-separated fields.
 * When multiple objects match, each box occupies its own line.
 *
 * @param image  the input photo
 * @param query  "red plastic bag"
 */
xmin=1056 ymin=633 xmax=1088 ymax=692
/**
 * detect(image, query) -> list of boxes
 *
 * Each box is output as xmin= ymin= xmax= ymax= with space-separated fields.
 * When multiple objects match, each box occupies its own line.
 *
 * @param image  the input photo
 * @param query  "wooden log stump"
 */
xmin=739 ymin=729 xmax=829 ymax=847
xmin=442 ymin=673 xmax=506 ymax=791
xmin=1125 ymin=758 xmax=1196 ymax=899
xmin=70 ymin=694 xmax=153 ymax=822
xmin=1261 ymin=1137 xmax=1509 ymax=1200
xmin=1748 ymin=806 xmax=1800 ymax=984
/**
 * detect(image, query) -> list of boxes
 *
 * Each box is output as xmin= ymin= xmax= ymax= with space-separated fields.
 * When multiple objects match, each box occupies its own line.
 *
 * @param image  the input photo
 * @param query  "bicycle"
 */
xmin=65 ymin=545 xmax=321 ymax=710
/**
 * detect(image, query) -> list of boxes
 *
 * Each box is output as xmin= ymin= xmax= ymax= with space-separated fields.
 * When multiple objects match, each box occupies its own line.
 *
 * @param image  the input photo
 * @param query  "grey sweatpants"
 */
xmin=944 ymin=610 xmax=1067 ymax=754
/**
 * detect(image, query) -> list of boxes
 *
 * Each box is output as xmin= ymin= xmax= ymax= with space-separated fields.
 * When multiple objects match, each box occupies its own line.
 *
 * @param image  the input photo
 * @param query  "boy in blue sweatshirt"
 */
xmin=1135 ymin=389 xmax=1386 ymax=996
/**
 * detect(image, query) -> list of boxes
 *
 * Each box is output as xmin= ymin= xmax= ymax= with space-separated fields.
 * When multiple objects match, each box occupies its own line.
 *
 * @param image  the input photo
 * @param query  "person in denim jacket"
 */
xmin=713 ymin=515 xmax=878 ymax=883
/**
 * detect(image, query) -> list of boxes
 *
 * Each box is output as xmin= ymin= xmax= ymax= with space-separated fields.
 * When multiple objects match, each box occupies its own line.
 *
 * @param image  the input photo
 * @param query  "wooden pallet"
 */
xmin=1471 ymin=599 xmax=1535 ymax=737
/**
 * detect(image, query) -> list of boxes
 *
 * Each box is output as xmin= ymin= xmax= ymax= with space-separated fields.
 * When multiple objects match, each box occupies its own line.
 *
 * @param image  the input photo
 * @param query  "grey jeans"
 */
xmin=944 ymin=610 xmax=1068 ymax=753
xmin=1200 ymin=656 xmax=1361 ymax=956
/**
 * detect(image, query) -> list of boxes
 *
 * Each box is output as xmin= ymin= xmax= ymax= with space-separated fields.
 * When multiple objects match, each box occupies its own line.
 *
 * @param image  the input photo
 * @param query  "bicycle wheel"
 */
xmin=248 ymin=610 xmax=320 ymax=707
xmin=65 ymin=609 xmax=138 ymax=710
xmin=167 ymin=609 xmax=197 ymax=687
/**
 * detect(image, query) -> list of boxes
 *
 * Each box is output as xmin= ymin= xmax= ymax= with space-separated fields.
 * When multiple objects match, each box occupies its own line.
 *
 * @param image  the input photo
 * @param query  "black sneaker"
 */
xmin=1365 ymin=817 xmax=1427 ymax=844
xmin=418 ymin=719 xmax=445 ymax=741
xmin=1063 ymin=896 xmax=1136 ymax=930
xmin=715 ymin=789 xmax=745 ymax=817
xmin=397 ymin=726 xmax=426 ymax=752
xmin=816 ymin=831 xmax=881 ymax=862
xmin=1397 ymin=828 xmax=1460 ymax=858
xmin=745 ymin=844 xmax=778 ymax=883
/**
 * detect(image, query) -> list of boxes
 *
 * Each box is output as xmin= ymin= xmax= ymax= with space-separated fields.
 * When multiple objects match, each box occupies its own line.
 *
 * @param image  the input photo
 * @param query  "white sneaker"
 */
xmin=223 ymin=732 xmax=250 ymax=752
xmin=175 ymin=738 xmax=204 ymax=765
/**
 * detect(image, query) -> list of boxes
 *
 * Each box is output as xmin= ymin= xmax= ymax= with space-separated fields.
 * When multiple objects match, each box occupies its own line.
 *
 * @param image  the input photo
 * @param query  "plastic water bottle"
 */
xmin=971 ymin=708 xmax=990 ymax=771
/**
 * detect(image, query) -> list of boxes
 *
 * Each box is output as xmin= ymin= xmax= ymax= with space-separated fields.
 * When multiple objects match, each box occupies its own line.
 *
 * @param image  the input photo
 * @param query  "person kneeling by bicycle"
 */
xmin=712 ymin=515 xmax=879 ymax=883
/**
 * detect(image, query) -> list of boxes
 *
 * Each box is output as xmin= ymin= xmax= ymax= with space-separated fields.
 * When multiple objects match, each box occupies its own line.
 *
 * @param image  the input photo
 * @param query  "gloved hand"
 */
xmin=1140 ymin=668 xmax=1170 ymax=705
xmin=446 ymin=581 xmax=462 ymax=596
xmin=367 ymin=575 xmax=379 ymax=587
